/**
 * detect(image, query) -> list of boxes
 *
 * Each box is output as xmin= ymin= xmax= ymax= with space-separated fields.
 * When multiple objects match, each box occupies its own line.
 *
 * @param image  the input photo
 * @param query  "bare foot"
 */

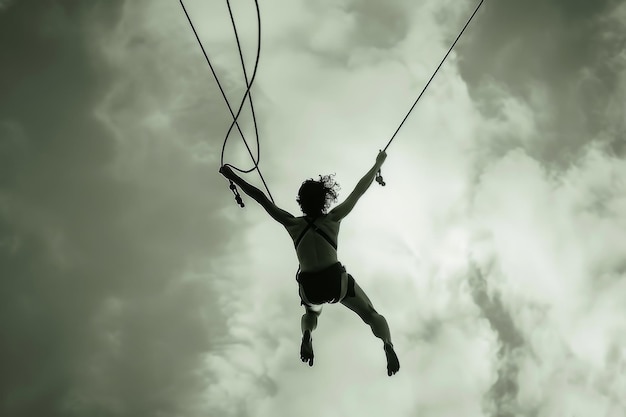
xmin=300 ymin=330 xmax=314 ymax=366
xmin=384 ymin=343 xmax=400 ymax=376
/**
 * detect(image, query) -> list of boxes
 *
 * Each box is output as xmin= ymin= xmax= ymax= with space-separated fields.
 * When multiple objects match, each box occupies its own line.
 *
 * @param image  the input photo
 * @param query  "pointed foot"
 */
xmin=300 ymin=330 xmax=314 ymax=367
xmin=384 ymin=342 xmax=400 ymax=376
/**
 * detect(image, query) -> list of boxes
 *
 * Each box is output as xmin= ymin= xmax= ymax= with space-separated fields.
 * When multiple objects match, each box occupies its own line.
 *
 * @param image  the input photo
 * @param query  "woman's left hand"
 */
xmin=219 ymin=165 xmax=236 ymax=180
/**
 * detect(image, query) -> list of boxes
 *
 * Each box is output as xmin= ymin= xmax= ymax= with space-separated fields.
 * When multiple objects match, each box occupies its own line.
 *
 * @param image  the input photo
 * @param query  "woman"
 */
xmin=219 ymin=150 xmax=399 ymax=376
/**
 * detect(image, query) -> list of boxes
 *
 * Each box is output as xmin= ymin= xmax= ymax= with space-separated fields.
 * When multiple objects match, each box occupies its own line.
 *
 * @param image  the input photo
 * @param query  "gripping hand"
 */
xmin=219 ymin=165 xmax=236 ymax=180
xmin=375 ymin=150 xmax=387 ymax=186
xmin=376 ymin=150 xmax=387 ymax=166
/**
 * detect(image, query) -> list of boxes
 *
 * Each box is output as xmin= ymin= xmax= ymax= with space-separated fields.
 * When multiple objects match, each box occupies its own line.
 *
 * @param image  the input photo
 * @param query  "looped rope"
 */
xmin=181 ymin=0 xmax=485 ymax=197
xmin=179 ymin=0 xmax=275 ymax=206
xmin=229 ymin=180 xmax=245 ymax=207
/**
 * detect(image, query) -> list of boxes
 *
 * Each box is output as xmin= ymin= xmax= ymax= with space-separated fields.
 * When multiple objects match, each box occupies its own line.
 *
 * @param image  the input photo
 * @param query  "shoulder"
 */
xmin=324 ymin=213 xmax=341 ymax=224
xmin=282 ymin=214 xmax=303 ymax=228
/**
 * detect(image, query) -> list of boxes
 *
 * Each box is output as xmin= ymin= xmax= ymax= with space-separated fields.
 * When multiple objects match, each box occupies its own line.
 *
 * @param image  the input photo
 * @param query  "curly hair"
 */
xmin=296 ymin=174 xmax=340 ymax=217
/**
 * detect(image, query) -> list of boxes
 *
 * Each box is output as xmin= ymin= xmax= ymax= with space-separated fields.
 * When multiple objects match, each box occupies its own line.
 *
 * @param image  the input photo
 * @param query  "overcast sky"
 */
xmin=1 ymin=0 xmax=626 ymax=416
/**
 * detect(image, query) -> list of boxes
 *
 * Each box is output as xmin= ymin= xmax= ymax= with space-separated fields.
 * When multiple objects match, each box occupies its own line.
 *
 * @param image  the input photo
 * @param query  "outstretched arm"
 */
xmin=219 ymin=166 xmax=295 ymax=225
xmin=328 ymin=151 xmax=387 ymax=221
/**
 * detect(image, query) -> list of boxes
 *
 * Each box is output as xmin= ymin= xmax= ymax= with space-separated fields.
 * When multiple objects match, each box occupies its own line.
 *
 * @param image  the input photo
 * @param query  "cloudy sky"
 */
xmin=1 ymin=0 xmax=626 ymax=416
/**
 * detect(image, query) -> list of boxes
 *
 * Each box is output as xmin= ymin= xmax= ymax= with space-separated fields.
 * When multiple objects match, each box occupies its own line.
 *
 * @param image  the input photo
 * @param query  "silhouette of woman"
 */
xmin=219 ymin=150 xmax=399 ymax=376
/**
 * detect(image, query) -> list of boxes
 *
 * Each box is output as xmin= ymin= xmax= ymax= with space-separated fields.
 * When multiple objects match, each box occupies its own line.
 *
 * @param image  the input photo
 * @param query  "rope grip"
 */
xmin=228 ymin=180 xmax=245 ymax=208
xmin=375 ymin=169 xmax=386 ymax=187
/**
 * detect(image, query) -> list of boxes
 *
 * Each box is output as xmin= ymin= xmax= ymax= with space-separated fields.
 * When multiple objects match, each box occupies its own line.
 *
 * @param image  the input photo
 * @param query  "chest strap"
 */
xmin=294 ymin=217 xmax=337 ymax=251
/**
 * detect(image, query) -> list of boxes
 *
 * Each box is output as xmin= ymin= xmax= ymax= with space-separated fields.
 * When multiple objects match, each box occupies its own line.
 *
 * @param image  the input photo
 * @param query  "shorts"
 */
xmin=297 ymin=262 xmax=356 ymax=307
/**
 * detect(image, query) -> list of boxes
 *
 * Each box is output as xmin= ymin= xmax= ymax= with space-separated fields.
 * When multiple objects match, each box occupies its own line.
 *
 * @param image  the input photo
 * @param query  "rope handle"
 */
xmin=229 ymin=180 xmax=245 ymax=208
xmin=375 ymin=169 xmax=386 ymax=187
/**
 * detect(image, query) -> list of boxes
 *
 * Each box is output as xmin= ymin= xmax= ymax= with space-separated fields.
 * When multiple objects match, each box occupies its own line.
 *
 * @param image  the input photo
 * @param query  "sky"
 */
xmin=1 ymin=0 xmax=625 ymax=416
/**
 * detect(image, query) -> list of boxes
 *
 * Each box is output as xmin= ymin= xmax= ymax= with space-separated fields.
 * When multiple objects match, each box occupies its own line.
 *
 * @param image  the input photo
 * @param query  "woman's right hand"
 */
xmin=376 ymin=150 xmax=387 ymax=165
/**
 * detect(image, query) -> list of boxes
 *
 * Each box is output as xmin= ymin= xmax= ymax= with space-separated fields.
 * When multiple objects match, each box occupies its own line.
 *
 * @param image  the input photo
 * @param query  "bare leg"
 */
xmin=341 ymin=279 xmax=400 ymax=376
xmin=300 ymin=306 xmax=320 ymax=366
xmin=301 ymin=310 xmax=318 ymax=334
xmin=368 ymin=312 xmax=392 ymax=346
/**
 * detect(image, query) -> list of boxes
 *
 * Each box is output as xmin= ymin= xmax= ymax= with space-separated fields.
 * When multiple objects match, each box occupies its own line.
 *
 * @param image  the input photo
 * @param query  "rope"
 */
xmin=221 ymin=0 xmax=261 ymax=170
xmin=382 ymin=0 xmax=485 ymax=152
xmin=182 ymin=0 xmax=484 ymax=201
xmin=179 ymin=0 xmax=275 ymax=203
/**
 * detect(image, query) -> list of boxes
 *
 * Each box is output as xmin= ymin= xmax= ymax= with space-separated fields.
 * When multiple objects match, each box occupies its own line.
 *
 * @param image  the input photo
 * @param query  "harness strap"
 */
xmin=294 ymin=217 xmax=337 ymax=251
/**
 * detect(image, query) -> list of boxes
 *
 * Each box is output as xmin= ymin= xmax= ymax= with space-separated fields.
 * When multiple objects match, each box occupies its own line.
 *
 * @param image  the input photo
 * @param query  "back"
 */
xmin=285 ymin=215 xmax=341 ymax=273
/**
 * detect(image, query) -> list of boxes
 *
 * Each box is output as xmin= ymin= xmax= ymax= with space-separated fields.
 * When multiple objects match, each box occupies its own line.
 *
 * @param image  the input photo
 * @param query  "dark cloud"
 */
xmin=347 ymin=0 xmax=411 ymax=49
xmin=458 ymin=0 xmax=625 ymax=164
xmin=469 ymin=263 xmax=525 ymax=417
xmin=0 ymin=1 xmax=233 ymax=415
xmin=1 ymin=2 xmax=121 ymax=414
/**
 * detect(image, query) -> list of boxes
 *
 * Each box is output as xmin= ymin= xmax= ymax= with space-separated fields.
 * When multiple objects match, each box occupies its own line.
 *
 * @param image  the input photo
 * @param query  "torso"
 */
xmin=284 ymin=214 xmax=341 ymax=273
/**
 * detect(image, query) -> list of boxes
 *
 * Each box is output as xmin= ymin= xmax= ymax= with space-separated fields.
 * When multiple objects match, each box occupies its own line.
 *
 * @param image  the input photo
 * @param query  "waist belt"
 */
xmin=297 ymin=262 xmax=345 ymax=283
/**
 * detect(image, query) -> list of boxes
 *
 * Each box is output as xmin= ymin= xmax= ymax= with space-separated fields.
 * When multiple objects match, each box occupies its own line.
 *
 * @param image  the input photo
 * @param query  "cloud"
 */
xmin=0 ymin=0 xmax=13 ymax=11
xmin=459 ymin=0 xmax=626 ymax=163
xmin=469 ymin=144 xmax=626 ymax=415
xmin=0 ymin=1 xmax=235 ymax=415
xmin=3 ymin=0 xmax=626 ymax=416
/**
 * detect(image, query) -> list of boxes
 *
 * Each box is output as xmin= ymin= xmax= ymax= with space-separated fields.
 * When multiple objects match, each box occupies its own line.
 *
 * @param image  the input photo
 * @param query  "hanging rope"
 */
xmin=179 ymin=0 xmax=275 ymax=205
xmin=376 ymin=0 xmax=485 ymax=186
xmin=220 ymin=0 xmax=262 ymax=173
xmin=383 ymin=0 xmax=485 ymax=152
xmin=182 ymin=0 xmax=484 ymax=199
